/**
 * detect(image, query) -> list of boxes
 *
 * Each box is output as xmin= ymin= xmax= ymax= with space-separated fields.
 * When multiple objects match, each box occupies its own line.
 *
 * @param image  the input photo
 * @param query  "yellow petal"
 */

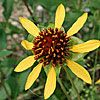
xmin=67 ymin=13 xmax=88 ymax=37
xmin=55 ymin=4 xmax=65 ymax=29
xmin=14 ymin=55 xmax=35 ymax=72
xmin=70 ymin=40 xmax=100 ymax=53
xmin=66 ymin=60 xmax=92 ymax=84
xmin=19 ymin=17 xmax=40 ymax=37
xmin=44 ymin=66 xmax=56 ymax=99
xmin=95 ymin=79 xmax=100 ymax=84
xmin=25 ymin=63 xmax=43 ymax=90
xmin=21 ymin=40 xmax=34 ymax=50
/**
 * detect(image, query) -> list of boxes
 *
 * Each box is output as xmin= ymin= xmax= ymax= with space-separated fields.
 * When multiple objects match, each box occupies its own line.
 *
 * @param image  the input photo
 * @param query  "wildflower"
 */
xmin=14 ymin=4 xmax=100 ymax=99
xmin=95 ymin=79 xmax=100 ymax=84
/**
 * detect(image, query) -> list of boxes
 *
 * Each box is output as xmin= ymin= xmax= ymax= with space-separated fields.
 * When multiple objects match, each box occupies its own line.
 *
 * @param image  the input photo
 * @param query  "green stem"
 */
xmin=92 ymin=49 xmax=98 ymax=86
xmin=79 ymin=0 xmax=82 ymax=9
xmin=22 ymin=0 xmax=38 ymax=25
xmin=63 ymin=66 xmax=81 ymax=100
xmin=0 ymin=70 xmax=11 ymax=100
xmin=57 ymin=77 xmax=72 ymax=100
xmin=1 ymin=82 xmax=11 ymax=100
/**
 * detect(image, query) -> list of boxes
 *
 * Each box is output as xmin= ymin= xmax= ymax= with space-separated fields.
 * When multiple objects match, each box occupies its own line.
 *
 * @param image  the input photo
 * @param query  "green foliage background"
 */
xmin=0 ymin=0 xmax=100 ymax=100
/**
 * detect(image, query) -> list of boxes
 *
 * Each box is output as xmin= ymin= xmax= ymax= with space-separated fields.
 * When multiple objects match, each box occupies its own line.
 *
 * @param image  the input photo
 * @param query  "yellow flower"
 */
xmin=95 ymin=79 xmax=100 ymax=84
xmin=14 ymin=4 xmax=100 ymax=99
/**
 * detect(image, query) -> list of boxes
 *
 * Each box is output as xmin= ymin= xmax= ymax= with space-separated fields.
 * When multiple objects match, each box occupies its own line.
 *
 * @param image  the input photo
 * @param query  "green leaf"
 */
xmin=0 ymin=50 xmax=12 ymax=58
xmin=43 ymin=63 xmax=51 ymax=75
xmin=27 ymin=34 xmax=34 ymax=42
xmin=54 ymin=64 xmax=61 ymax=77
xmin=47 ymin=23 xmax=65 ymax=32
xmin=7 ymin=76 xmax=20 ymax=99
xmin=65 ymin=11 xmax=81 ymax=29
xmin=0 ymin=82 xmax=11 ymax=100
xmin=27 ymin=0 xmax=67 ymax=11
xmin=0 ymin=67 xmax=13 ymax=77
xmin=0 ymin=58 xmax=16 ymax=67
xmin=0 ymin=22 xmax=24 ymax=35
xmin=70 ymin=36 xmax=86 ymax=61
xmin=70 ymin=36 xmax=83 ymax=45
xmin=3 ymin=0 xmax=14 ymax=21
xmin=0 ymin=29 xmax=7 ymax=50
xmin=44 ymin=63 xmax=61 ymax=77
xmin=47 ymin=23 xmax=55 ymax=29
xmin=42 ymin=95 xmax=59 ymax=100
xmin=51 ymin=95 xmax=59 ymax=100
xmin=88 ymin=0 xmax=100 ymax=9
xmin=37 ymin=25 xmax=47 ymax=31
xmin=74 ymin=78 xmax=84 ymax=93
xmin=70 ymin=78 xmax=84 ymax=99
xmin=15 ymin=69 xmax=31 ymax=92
xmin=7 ymin=69 xmax=31 ymax=98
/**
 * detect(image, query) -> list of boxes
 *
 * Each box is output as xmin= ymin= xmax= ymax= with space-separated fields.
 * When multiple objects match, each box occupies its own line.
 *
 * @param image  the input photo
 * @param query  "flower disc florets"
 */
xmin=32 ymin=27 xmax=70 ymax=67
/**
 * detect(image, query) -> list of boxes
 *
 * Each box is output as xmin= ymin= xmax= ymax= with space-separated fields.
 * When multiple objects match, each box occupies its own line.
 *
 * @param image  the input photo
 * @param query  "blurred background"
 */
xmin=0 ymin=0 xmax=100 ymax=100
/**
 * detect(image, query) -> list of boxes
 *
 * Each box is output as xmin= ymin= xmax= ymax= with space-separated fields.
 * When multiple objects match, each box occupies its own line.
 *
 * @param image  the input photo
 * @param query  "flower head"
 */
xmin=33 ymin=27 xmax=70 ymax=67
xmin=14 ymin=4 xmax=100 ymax=99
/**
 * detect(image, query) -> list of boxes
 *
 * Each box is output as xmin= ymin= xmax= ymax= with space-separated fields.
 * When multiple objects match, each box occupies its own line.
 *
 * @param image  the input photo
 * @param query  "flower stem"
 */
xmin=92 ymin=49 xmax=98 ymax=86
xmin=0 ymin=70 xmax=11 ymax=100
xmin=1 ymin=81 xmax=11 ymax=100
xmin=63 ymin=66 xmax=81 ymax=100
xmin=57 ymin=77 xmax=72 ymax=100
xmin=22 ymin=0 xmax=38 ymax=25
xmin=79 ymin=0 xmax=82 ymax=9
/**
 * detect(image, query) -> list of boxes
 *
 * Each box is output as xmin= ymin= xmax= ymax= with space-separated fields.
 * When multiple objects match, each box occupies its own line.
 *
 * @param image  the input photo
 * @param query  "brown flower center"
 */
xmin=32 ymin=27 xmax=70 ymax=67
